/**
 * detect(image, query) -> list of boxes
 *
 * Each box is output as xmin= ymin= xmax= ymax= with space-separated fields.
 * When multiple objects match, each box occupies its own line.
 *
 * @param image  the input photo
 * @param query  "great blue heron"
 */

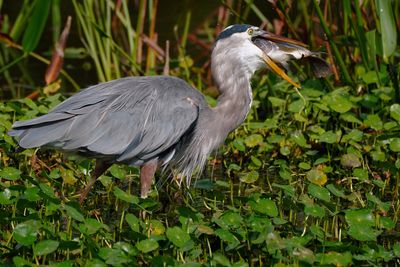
xmin=9 ymin=24 xmax=330 ymax=203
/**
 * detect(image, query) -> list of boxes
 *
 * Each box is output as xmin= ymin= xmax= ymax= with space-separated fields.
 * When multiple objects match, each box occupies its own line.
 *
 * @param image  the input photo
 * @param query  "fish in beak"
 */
xmin=252 ymin=31 xmax=332 ymax=88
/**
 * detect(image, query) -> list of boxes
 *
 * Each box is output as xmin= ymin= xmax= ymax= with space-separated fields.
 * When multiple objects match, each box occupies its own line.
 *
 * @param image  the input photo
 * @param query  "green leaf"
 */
xmin=39 ymin=183 xmax=56 ymax=198
xmin=220 ymin=212 xmax=243 ymax=228
xmin=308 ymin=184 xmax=330 ymax=202
xmin=214 ymin=229 xmax=240 ymax=250
xmin=64 ymin=205 xmax=85 ymax=222
xmin=0 ymin=167 xmax=22 ymax=181
xmin=290 ymin=131 xmax=310 ymax=148
xmin=166 ymin=227 xmax=191 ymax=248
xmin=253 ymin=198 xmax=278 ymax=217
xmin=13 ymin=220 xmax=41 ymax=246
xmin=304 ymin=204 xmax=325 ymax=218
xmin=326 ymin=184 xmax=345 ymax=198
xmin=364 ymin=114 xmax=383 ymax=130
xmin=319 ymin=131 xmax=338 ymax=144
xmin=81 ymin=218 xmax=108 ymax=235
xmin=13 ymin=256 xmax=34 ymax=267
xmin=22 ymin=0 xmax=51 ymax=52
xmin=109 ymin=165 xmax=126 ymax=179
xmin=390 ymin=104 xmax=400 ymax=122
xmin=244 ymin=134 xmax=263 ymax=147
xmin=136 ymin=239 xmax=159 ymax=253
xmin=306 ymin=168 xmax=327 ymax=186
xmin=34 ymin=240 xmax=59 ymax=256
xmin=113 ymin=187 xmax=139 ymax=204
xmin=212 ymin=253 xmax=232 ymax=267
xmin=389 ymin=138 xmax=400 ymax=152
xmin=345 ymin=209 xmax=375 ymax=227
xmin=288 ymin=99 xmax=305 ymax=113
xmin=268 ymin=97 xmax=285 ymax=107
xmin=317 ymin=251 xmax=352 ymax=266
xmin=340 ymin=153 xmax=361 ymax=168
xmin=239 ymin=171 xmax=259 ymax=184
xmin=125 ymin=213 xmax=140 ymax=232
xmin=379 ymin=217 xmax=395 ymax=230
xmin=347 ymin=225 xmax=380 ymax=241
xmin=328 ymin=94 xmax=353 ymax=113
xmin=376 ymin=0 xmax=397 ymax=62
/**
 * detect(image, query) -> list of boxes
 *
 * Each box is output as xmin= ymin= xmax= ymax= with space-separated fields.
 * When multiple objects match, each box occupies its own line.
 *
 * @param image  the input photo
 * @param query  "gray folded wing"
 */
xmin=9 ymin=76 xmax=203 ymax=164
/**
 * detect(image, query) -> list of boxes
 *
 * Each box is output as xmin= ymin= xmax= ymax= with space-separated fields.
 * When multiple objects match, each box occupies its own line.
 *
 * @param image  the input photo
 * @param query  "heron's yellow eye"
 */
xmin=247 ymin=28 xmax=254 ymax=35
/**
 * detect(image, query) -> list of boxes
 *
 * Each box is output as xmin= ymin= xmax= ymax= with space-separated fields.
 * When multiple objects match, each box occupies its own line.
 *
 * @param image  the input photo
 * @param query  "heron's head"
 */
xmin=212 ymin=24 xmax=300 ymax=88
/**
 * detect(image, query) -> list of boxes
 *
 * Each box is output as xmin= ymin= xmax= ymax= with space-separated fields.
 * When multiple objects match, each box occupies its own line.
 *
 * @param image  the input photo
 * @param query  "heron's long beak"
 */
xmin=259 ymin=32 xmax=308 ymax=47
xmin=253 ymin=30 xmax=302 ymax=88
xmin=261 ymin=54 xmax=300 ymax=88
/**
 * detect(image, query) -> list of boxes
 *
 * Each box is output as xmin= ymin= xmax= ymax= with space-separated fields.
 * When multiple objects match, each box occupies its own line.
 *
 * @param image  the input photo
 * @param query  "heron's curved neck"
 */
xmin=212 ymin=63 xmax=253 ymax=132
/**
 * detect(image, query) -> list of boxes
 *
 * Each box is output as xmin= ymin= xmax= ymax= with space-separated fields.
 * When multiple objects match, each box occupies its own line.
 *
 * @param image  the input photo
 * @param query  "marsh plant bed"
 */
xmin=1 ymin=78 xmax=400 ymax=266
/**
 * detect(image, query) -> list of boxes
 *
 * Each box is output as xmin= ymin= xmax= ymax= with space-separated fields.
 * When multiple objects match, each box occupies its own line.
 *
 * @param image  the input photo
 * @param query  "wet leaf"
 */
xmin=389 ymin=138 xmax=400 ymax=152
xmin=348 ymin=225 xmax=380 ymax=241
xmin=345 ymin=209 xmax=375 ymax=227
xmin=64 ymin=205 xmax=85 ymax=222
xmin=319 ymin=131 xmax=337 ymax=143
xmin=125 ymin=213 xmax=140 ymax=232
xmin=364 ymin=114 xmax=383 ymax=130
xmin=215 ymin=229 xmax=240 ymax=250
xmin=253 ymin=198 xmax=278 ymax=217
xmin=390 ymin=104 xmax=400 ymax=122
xmin=340 ymin=153 xmax=361 ymax=168
xmin=291 ymin=131 xmax=310 ymax=148
xmin=0 ymin=167 xmax=21 ymax=181
xmin=136 ymin=239 xmax=159 ymax=253
xmin=308 ymin=184 xmax=330 ymax=202
xmin=306 ymin=168 xmax=327 ymax=186
xmin=239 ymin=171 xmax=259 ymax=184
xmin=244 ymin=134 xmax=263 ymax=147
xmin=34 ymin=240 xmax=59 ymax=256
xmin=166 ymin=227 xmax=191 ymax=248
xmin=113 ymin=187 xmax=139 ymax=204
xmin=13 ymin=220 xmax=41 ymax=246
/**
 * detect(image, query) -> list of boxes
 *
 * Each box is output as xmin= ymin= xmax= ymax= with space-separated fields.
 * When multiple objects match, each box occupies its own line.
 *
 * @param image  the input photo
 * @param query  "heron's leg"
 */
xmin=140 ymin=159 xmax=158 ymax=198
xmin=79 ymin=160 xmax=111 ymax=204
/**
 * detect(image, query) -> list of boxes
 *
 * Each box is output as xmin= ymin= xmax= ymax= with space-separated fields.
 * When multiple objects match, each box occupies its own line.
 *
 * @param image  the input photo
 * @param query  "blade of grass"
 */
xmin=312 ymin=0 xmax=353 ymax=85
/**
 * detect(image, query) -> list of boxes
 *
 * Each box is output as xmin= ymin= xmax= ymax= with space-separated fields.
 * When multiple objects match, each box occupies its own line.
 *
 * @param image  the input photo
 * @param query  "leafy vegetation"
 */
xmin=1 ymin=0 xmax=400 ymax=266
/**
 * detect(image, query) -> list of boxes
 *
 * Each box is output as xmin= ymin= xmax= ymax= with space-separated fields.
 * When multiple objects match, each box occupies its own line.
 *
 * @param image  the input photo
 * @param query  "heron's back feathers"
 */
xmin=9 ymin=76 xmax=207 ymax=167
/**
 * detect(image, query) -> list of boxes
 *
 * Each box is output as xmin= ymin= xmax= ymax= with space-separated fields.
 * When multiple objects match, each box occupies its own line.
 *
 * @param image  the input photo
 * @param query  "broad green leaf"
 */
xmin=291 ymin=131 xmax=310 ymax=148
xmin=220 ymin=212 xmax=243 ymax=228
xmin=22 ymin=0 xmax=51 ymax=52
xmin=390 ymin=104 xmax=400 ymax=122
xmin=345 ymin=209 xmax=375 ymax=227
xmin=347 ymin=225 xmax=380 ymax=241
xmin=113 ymin=187 xmax=139 ymax=204
xmin=328 ymin=94 xmax=353 ymax=113
xmin=364 ymin=114 xmax=383 ymax=130
xmin=98 ymin=247 xmax=130 ymax=265
xmin=239 ymin=171 xmax=259 ymax=184
xmin=125 ymin=213 xmax=140 ymax=232
xmin=64 ymin=205 xmax=85 ymax=222
xmin=389 ymin=138 xmax=400 ymax=152
xmin=13 ymin=220 xmax=41 ymax=246
xmin=308 ymin=184 xmax=330 ymax=202
xmin=0 ymin=167 xmax=21 ymax=181
xmin=81 ymin=218 xmax=108 ymax=235
xmin=109 ymin=165 xmax=126 ymax=179
xmin=39 ymin=183 xmax=56 ymax=198
xmin=214 ymin=229 xmax=240 ymax=250
xmin=298 ymin=162 xmax=311 ymax=170
xmin=304 ymin=204 xmax=325 ymax=218
xmin=340 ymin=153 xmax=361 ymax=168
xmin=376 ymin=0 xmax=397 ymax=62
xmin=253 ymin=198 xmax=278 ymax=217
xmin=34 ymin=240 xmax=59 ymax=256
xmin=319 ymin=131 xmax=337 ymax=144
xmin=326 ymin=184 xmax=345 ymax=198
xmin=379 ymin=217 xmax=395 ymax=230
xmin=136 ymin=239 xmax=159 ymax=253
xmin=340 ymin=113 xmax=362 ymax=124
xmin=317 ymin=251 xmax=352 ymax=266
xmin=288 ymin=99 xmax=305 ymax=113
xmin=212 ymin=253 xmax=231 ymax=267
xmin=268 ymin=97 xmax=285 ymax=107
xmin=244 ymin=134 xmax=263 ymax=147
xmin=306 ymin=168 xmax=327 ymax=186
xmin=166 ymin=227 xmax=191 ymax=248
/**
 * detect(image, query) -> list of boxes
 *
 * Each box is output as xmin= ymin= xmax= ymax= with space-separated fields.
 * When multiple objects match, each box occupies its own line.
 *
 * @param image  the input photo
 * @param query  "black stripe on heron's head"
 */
xmin=216 ymin=24 xmax=252 ymax=41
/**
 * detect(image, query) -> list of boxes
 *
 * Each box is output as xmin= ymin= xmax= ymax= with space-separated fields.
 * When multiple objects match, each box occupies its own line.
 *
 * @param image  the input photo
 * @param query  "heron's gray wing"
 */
xmin=10 ymin=77 xmax=202 ymax=163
